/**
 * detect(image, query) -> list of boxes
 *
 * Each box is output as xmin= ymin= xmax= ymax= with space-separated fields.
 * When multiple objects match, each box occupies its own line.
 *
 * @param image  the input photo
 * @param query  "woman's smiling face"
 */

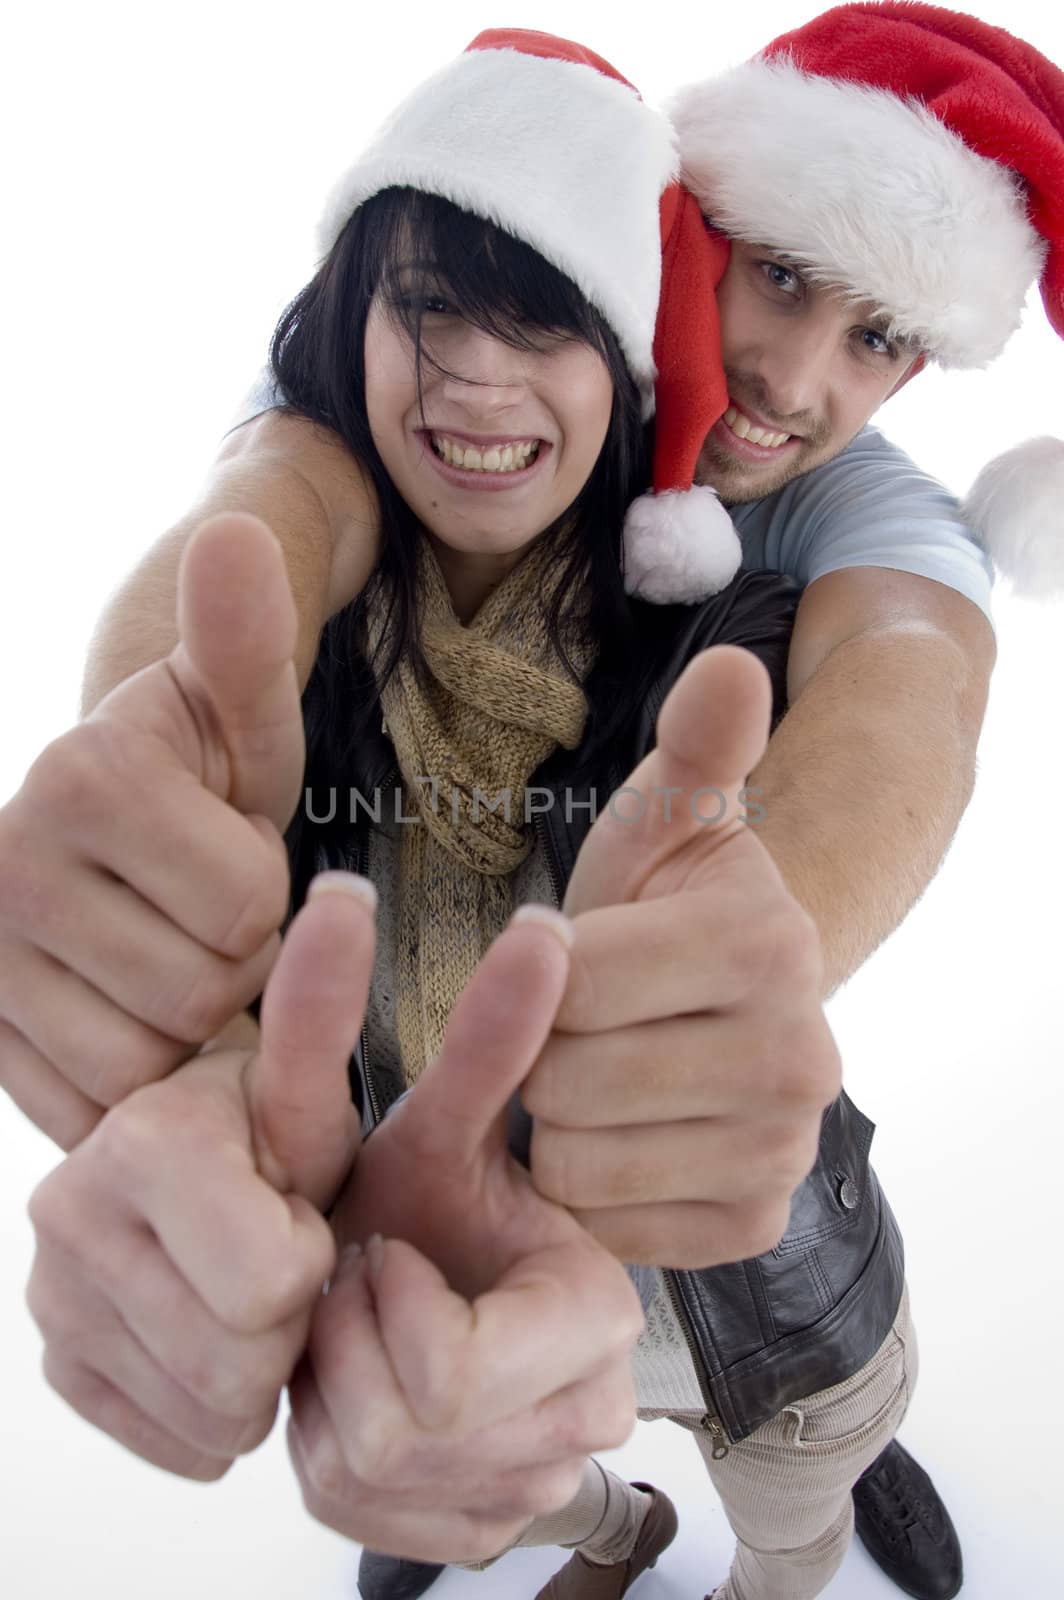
xmin=364 ymin=275 xmax=615 ymax=616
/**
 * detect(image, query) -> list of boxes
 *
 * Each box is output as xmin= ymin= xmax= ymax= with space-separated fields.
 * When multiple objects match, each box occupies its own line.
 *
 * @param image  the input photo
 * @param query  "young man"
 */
xmin=4 ymin=7 xmax=1062 ymax=1600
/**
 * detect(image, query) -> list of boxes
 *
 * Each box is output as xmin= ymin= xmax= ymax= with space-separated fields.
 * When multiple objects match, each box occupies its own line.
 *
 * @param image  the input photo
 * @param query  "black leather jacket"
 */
xmin=291 ymin=569 xmax=905 ymax=1449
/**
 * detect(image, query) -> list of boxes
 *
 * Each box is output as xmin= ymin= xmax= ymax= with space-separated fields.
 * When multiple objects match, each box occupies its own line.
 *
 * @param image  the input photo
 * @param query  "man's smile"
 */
xmin=711 ymin=398 xmax=802 ymax=464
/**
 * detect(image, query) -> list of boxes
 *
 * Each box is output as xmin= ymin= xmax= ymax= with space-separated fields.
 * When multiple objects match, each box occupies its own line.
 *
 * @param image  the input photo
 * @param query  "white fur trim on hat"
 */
xmin=963 ymin=437 xmax=1064 ymax=595
xmin=668 ymin=59 xmax=1046 ymax=369
xmin=317 ymin=47 xmax=677 ymax=399
xmin=623 ymin=485 xmax=742 ymax=604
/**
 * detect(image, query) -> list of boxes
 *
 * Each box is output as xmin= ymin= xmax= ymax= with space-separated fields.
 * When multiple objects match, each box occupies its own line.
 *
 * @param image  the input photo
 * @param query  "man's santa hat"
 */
xmin=668 ymin=2 xmax=1064 ymax=595
xmin=317 ymin=28 xmax=743 ymax=605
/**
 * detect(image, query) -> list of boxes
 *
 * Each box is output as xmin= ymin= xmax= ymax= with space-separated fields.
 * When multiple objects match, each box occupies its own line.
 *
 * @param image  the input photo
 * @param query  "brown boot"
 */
xmin=534 ymin=1483 xmax=678 ymax=1598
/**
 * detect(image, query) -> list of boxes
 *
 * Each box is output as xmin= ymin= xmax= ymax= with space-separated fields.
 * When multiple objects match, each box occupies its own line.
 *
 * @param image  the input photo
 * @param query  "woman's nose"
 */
xmin=437 ymin=325 xmax=528 ymax=406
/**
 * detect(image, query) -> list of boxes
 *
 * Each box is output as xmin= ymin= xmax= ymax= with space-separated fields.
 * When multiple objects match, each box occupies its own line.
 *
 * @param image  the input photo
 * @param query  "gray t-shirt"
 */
xmin=731 ymin=423 xmax=994 ymax=620
xmin=228 ymin=375 xmax=994 ymax=620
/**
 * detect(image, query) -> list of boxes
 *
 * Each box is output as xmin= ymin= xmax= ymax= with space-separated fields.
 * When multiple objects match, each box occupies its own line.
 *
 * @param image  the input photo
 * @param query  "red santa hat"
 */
xmin=668 ymin=2 xmax=1064 ymax=595
xmin=316 ymin=28 xmax=741 ymax=605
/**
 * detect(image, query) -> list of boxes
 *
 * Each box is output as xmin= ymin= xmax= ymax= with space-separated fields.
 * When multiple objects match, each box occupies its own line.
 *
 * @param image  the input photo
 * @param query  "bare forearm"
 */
xmin=749 ymin=627 xmax=984 ymax=995
xmin=80 ymin=413 xmax=378 ymax=713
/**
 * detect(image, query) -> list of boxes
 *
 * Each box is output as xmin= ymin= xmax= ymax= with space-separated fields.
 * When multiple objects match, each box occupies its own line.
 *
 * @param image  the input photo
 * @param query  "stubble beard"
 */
xmin=698 ymin=371 xmax=838 ymax=506
xmin=695 ymin=432 xmax=829 ymax=506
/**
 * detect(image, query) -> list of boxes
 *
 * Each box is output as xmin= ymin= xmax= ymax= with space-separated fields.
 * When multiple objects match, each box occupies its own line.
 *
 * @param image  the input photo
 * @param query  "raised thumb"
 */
xmin=564 ymin=644 xmax=772 ymax=916
xmin=173 ymin=512 xmax=306 ymax=829
xmin=246 ymin=874 xmax=377 ymax=1209
xmin=394 ymin=906 xmax=573 ymax=1172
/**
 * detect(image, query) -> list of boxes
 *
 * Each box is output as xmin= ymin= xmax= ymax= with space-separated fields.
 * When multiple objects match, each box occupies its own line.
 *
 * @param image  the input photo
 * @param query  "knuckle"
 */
xmin=40 ymin=1345 xmax=91 ymax=1407
xmin=95 ymin=1094 xmax=168 ymax=1178
xmin=769 ymin=1014 xmax=842 ymax=1111
xmin=229 ymin=1400 xmax=281 ymax=1456
xmin=217 ymin=1277 xmax=298 ymax=1338
xmin=762 ymin=899 xmax=824 ymax=994
xmin=555 ymin=1378 xmax=636 ymax=1458
xmin=519 ymin=1461 xmax=588 ymax=1519
xmin=0 ymin=836 xmax=57 ymax=943
xmin=553 ymin=943 xmax=597 ymax=1032
xmin=81 ymin=1024 xmax=181 ymax=1109
xmin=214 ymin=855 xmax=289 ymax=960
xmin=345 ymin=1417 xmax=411 ymax=1491
xmin=519 ymin=1052 xmax=558 ymax=1121
xmin=301 ymin=1430 xmax=354 ymax=1511
xmin=171 ymin=1342 xmax=267 ymax=1418
xmin=25 ymin=724 xmax=111 ymax=823
xmin=185 ymin=1454 xmax=235 ymax=1483
xmin=166 ymin=959 xmax=243 ymax=1044
xmin=529 ymin=1123 xmax=574 ymax=1208
xmin=24 ymin=1263 xmax=63 ymax=1341
xmin=26 ymin=1169 xmax=68 ymax=1242
xmin=461 ymin=1520 xmax=529 ymax=1564
xmin=737 ymin=1197 xmax=794 ymax=1260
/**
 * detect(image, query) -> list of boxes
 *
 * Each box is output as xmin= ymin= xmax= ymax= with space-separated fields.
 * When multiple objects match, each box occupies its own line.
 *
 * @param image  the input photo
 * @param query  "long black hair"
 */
xmin=271 ymin=186 xmax=674 ymax=796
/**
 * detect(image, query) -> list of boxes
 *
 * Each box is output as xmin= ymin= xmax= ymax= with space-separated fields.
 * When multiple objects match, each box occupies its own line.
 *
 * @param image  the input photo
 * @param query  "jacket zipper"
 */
xmin=351 ymin=798 xmax=386 ymax=1131
xmin=534 ymin=809 xmax=565 ymax=908
xmin=663 ymin=1268 xmax=731 ymax=1458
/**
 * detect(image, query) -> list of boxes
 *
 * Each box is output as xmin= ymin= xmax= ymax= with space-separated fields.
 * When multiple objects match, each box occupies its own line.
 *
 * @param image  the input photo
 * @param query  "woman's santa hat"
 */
xmin=668 ymin=1 xmax=1064 ymax=595
xmin=316 ymin=28 xmax=742 ymax=605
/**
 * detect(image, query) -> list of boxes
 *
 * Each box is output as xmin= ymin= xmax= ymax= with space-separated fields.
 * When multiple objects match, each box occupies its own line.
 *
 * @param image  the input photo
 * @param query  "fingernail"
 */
xmin=308 ymin=871 xmax=378 ymax=911
xmin=511 ymin=903 xmax=574 ymax=950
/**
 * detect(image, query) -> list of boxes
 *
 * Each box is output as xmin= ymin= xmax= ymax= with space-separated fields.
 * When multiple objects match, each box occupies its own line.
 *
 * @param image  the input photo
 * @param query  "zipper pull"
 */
xmin=701 ymin=1414 xmax=730 ymax=1460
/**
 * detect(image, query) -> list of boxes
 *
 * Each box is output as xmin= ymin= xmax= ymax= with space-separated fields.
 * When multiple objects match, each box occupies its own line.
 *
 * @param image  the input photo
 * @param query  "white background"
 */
xmin=1 ymin=3 xmax=1062 ymax=1597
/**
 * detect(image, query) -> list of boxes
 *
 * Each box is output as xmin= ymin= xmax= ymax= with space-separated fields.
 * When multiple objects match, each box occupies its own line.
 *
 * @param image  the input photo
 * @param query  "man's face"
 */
xmin=697 ymin=240 xmax=922 ymax=505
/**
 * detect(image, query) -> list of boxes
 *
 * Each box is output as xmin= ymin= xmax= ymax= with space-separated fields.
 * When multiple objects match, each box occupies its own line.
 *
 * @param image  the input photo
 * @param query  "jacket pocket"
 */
xmin=771 ymin=1091 xmax=876 ymax=1256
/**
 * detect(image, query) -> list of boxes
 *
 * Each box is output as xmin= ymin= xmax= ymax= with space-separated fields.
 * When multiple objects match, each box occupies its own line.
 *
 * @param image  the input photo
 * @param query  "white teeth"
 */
xmin=431 ymin=434 xmax=540 ymax=473
xmin=723 ymin=406 xmax=790 ymax=450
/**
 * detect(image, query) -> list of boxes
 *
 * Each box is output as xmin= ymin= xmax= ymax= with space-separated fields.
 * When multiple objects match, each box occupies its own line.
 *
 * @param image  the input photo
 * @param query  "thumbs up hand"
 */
xmin=522 ymin=646 xmax=842 ymax=1268
xmin=0 ymin=514 xmax=305 ymax=1149
xmin=24 ymin=874 xmax=374 ymax=1481
xmin=288 ymin=909 xmax=644 ymax=1561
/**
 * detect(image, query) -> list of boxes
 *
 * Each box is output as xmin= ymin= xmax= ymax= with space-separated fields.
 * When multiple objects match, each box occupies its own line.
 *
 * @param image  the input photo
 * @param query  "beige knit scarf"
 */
xmin=365 ymin=536 xmax=594 ymax=1084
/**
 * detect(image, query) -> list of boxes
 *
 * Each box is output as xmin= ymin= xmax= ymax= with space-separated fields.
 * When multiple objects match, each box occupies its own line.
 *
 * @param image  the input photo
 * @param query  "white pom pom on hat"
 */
xmin=621 ymin=182 xmax=742 ymax=604
xmin=964 ymin=439 xmax=1064 ymax=595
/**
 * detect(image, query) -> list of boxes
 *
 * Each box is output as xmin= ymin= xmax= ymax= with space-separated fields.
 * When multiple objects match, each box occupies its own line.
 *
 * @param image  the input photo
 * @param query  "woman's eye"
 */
xmin=391 ymin=291 xmax=455 ymax=317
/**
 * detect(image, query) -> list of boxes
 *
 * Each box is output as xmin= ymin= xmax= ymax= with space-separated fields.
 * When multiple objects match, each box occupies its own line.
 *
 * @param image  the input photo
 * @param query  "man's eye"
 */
xmin=759 ymin=260 xmax=799 ymax=294
xmin=857 ymin=327 xmax=896 ymax=359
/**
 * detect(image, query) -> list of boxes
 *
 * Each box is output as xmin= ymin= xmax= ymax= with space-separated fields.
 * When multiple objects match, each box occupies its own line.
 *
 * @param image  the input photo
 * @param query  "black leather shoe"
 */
xmin=852 ymin=1440 xmax=963 ymax=1599
xmin=357 ymin=1550 xmax=444 ymax=1600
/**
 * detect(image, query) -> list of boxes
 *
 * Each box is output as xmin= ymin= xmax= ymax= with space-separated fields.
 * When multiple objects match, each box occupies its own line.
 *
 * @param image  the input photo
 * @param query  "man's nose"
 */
xmin=751 ymin=306 xmax=842 ymax=420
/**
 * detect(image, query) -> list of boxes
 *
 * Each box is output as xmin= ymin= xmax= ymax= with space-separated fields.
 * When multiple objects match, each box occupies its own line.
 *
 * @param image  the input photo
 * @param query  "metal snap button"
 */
xmin=838 ymin=1176 xmax=860 ymax=1210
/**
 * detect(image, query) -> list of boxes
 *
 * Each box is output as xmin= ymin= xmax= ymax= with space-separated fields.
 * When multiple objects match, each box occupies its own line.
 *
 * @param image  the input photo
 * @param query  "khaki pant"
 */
xmin=683 ymin=1286 xmax=917 ymax=1599
xmin=496 ymin=1287 xmax=917 ymax=1600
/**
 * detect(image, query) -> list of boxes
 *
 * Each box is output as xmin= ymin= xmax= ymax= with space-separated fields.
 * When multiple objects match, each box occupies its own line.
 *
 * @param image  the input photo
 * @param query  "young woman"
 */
xmin=270 ymin=29 xmax=910 ymax=1600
